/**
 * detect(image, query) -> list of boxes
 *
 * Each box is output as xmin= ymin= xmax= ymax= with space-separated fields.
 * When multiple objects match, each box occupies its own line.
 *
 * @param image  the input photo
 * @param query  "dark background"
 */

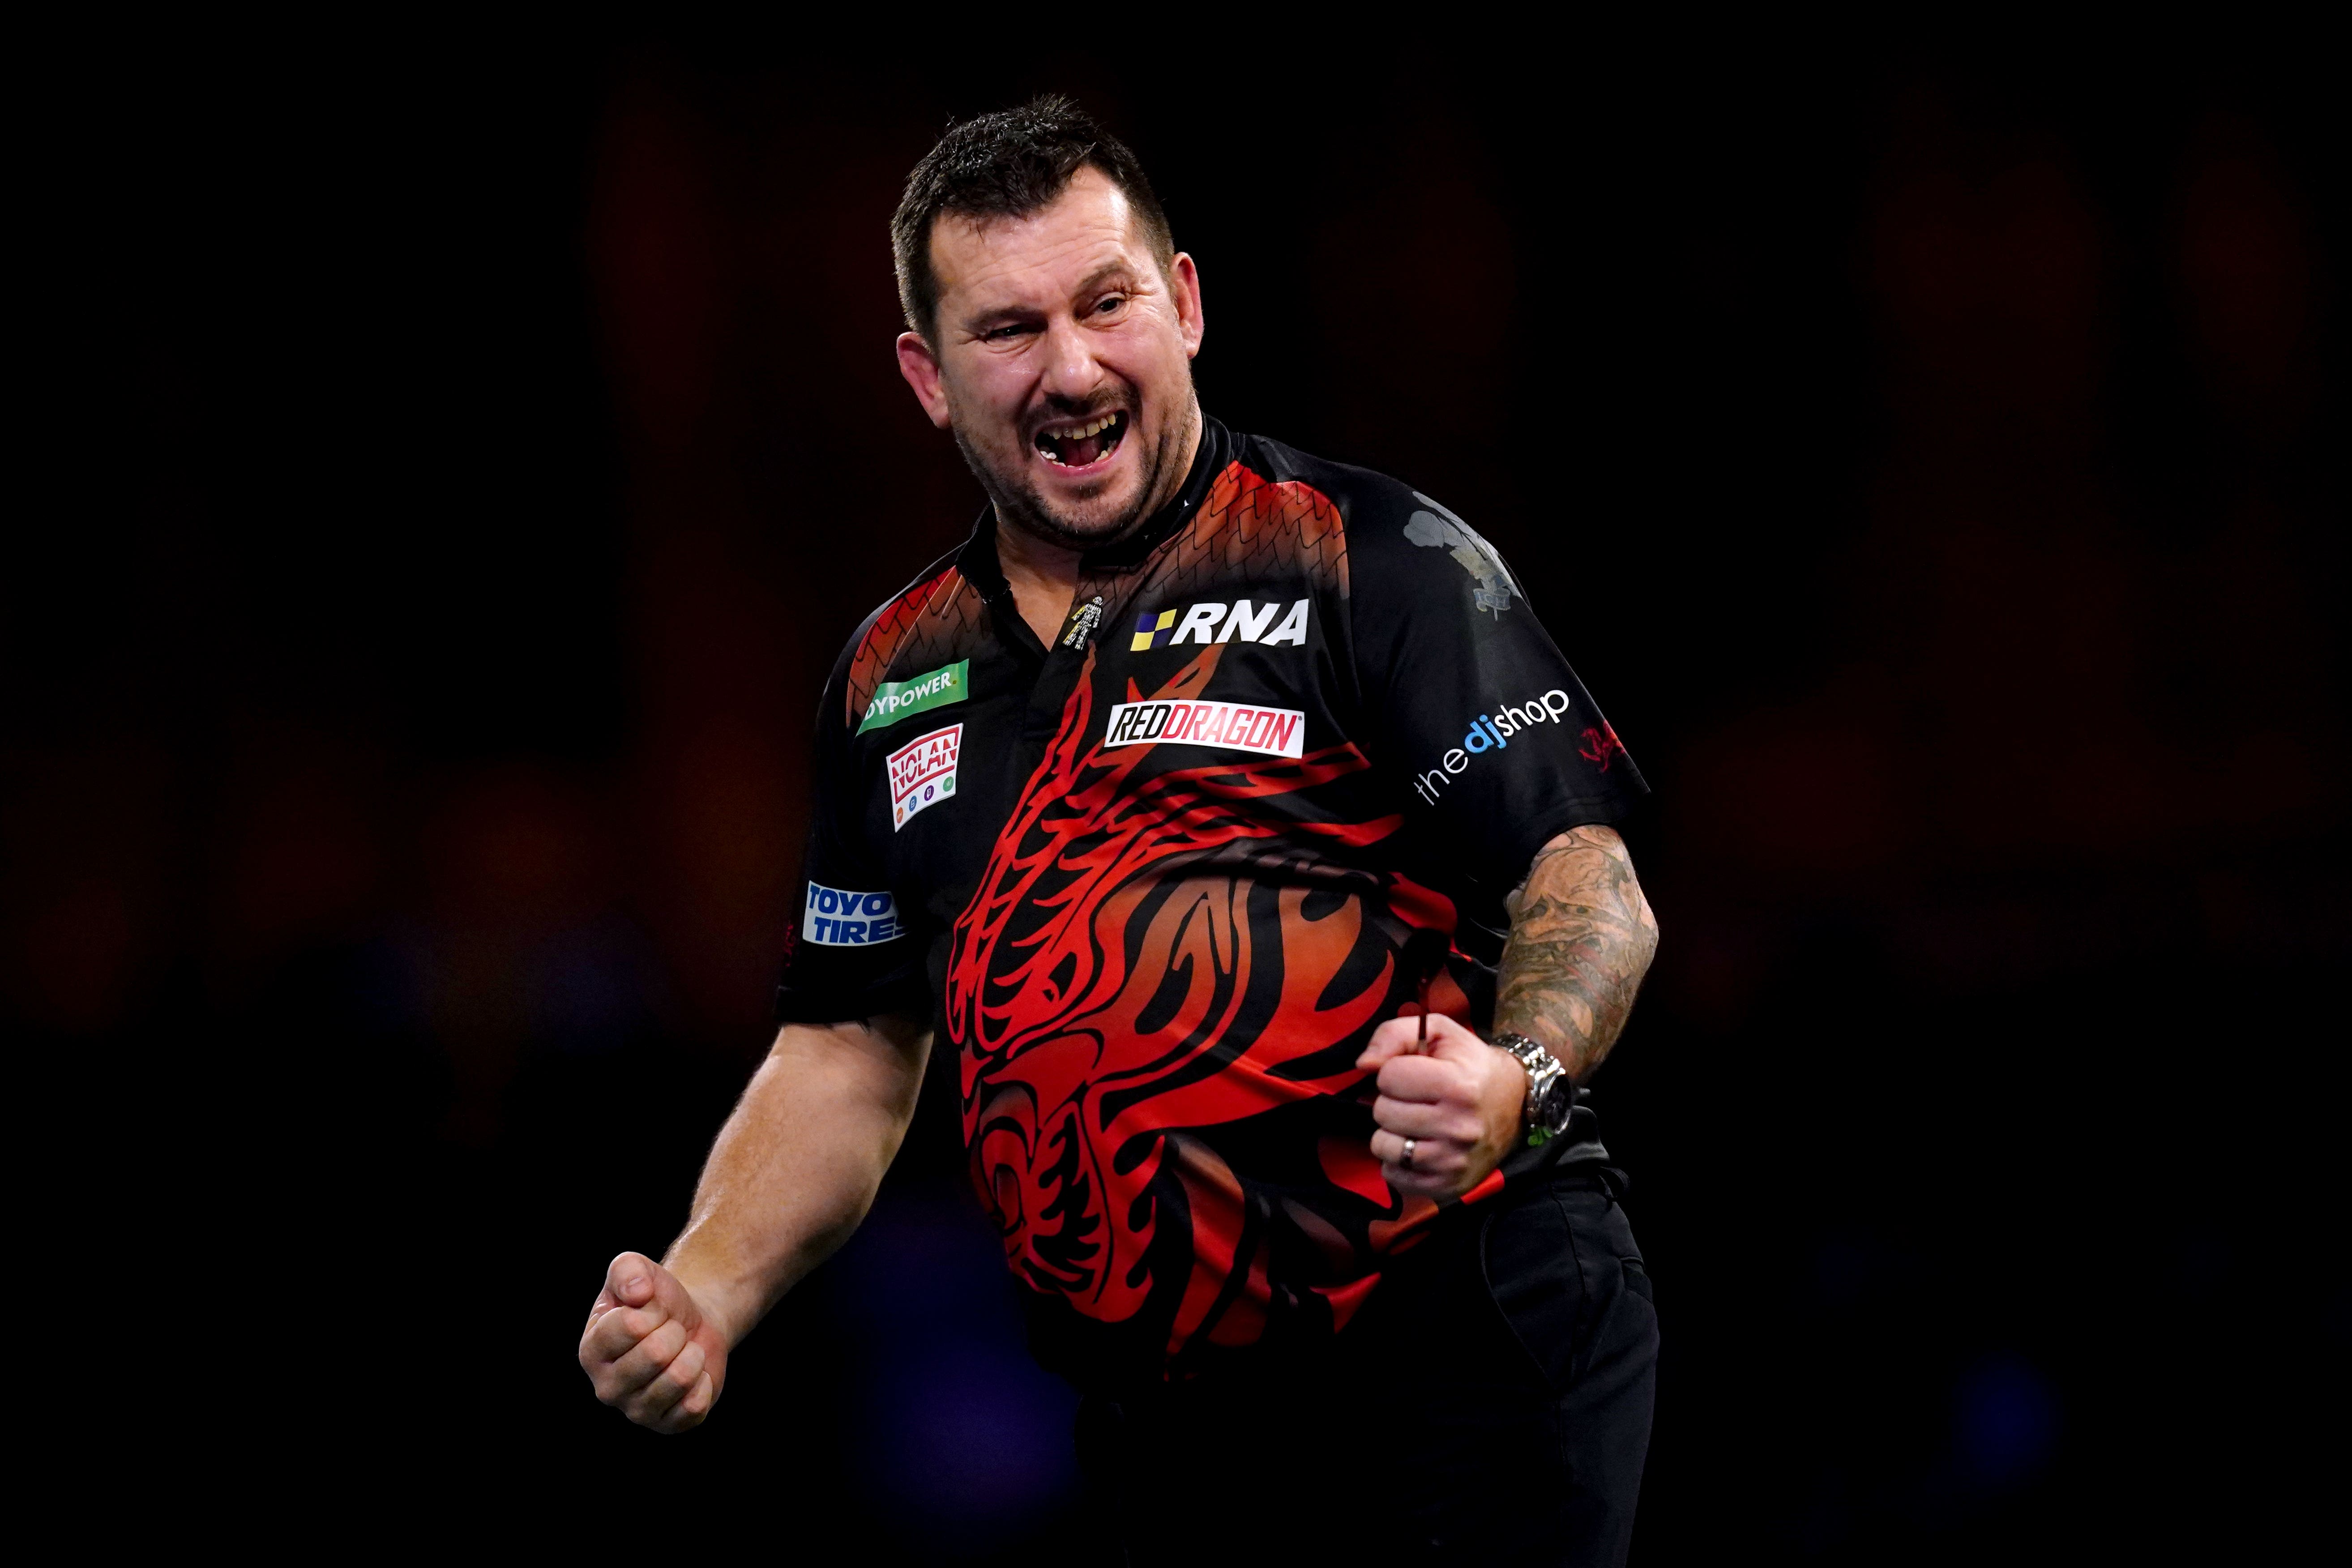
xmin=12 ymin=32 xmax=2343 ymax=1561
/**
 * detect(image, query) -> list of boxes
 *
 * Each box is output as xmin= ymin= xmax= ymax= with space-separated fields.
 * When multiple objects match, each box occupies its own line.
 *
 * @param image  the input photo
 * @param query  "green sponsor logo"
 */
xmin=858 ymin=659 xmax=969 ymax=735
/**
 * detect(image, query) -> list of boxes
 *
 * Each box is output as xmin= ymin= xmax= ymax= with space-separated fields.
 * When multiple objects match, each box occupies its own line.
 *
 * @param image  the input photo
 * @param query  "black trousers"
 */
xmin=1074 ymin=1170 xmax=1658 ymax=1566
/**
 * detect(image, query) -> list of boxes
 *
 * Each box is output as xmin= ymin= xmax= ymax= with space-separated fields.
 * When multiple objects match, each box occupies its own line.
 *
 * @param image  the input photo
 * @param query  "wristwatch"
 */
xmin=1491 ymin=1033 xmax=1578 ymax=1146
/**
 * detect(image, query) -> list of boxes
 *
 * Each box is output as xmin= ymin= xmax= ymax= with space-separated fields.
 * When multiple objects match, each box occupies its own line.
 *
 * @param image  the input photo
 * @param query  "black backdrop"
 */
xmin=13 ymin=30 xmax=2343 ymax=1561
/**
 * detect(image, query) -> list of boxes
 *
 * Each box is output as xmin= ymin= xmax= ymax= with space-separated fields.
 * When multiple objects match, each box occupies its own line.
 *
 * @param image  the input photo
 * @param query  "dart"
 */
xmin=1401 ymin=927 xmax=1450 ymax=1051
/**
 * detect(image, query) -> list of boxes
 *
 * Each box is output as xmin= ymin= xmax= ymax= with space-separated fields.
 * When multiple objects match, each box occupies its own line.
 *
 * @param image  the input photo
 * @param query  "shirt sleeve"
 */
xmin=774 ymin=645 xmax=933 ymax=1026
xmin=1348 ymin=486 xmax=1648 ymax=892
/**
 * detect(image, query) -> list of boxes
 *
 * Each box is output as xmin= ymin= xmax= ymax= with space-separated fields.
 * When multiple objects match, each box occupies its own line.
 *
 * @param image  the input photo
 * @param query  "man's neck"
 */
xmin=995 ymin=406 xmax=1201 ymax=647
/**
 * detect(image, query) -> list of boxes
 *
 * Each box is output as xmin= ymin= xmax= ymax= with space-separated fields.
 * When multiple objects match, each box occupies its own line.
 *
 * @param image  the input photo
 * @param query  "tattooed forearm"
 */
xmin=1494 ymin=825 xmax=1659 ymax=1081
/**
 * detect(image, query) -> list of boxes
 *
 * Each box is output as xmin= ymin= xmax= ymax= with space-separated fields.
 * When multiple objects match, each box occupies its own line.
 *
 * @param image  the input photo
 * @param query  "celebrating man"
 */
xmin=580 ymin=96 xmax=1661 ymax=1563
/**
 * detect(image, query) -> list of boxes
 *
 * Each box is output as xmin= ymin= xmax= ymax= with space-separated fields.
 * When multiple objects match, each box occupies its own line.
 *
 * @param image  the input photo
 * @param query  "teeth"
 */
xmin=1035 ymin=411 xmax=1124 ymax=465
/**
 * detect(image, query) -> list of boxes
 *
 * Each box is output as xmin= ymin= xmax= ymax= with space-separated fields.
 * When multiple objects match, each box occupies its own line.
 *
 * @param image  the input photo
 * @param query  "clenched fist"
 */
xmin=579 ymin=1252 xmax=730 ymax=1433
xmin=1355 ymin=1011 xmax=1530 ymax=1199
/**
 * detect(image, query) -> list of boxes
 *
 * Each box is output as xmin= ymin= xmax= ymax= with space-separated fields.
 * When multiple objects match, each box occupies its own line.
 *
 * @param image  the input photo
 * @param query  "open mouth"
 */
xmin=1034 ymin=410 xmax=1128 ymax=469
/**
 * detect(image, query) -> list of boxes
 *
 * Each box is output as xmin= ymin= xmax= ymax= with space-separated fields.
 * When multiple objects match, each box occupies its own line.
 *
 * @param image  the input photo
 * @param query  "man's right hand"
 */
xmin=579 ymin=1252 xmax=730 ymax=1433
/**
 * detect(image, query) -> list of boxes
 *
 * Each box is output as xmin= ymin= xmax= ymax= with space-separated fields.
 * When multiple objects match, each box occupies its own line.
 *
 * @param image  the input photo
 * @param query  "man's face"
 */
xmin=897 ymin=167 xmax=1205 ymax=551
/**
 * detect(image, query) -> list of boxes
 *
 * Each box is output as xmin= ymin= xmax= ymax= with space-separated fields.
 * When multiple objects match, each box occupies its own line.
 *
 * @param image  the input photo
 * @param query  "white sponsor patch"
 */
xmin=1131 ymin=597 xmax=1311 ymax=649
xmin=803 ymin=882 xmax=902 ymax=945
xmin=1102 ymin=700 xmax=1305 ymax=759
xmin=887 ymin=723 xmax=962 ymax=829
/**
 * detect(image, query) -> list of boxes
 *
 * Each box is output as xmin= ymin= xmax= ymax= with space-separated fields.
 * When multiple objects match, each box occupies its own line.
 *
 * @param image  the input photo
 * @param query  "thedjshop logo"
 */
xmin=1412 ymin=689 xmax=1577 ymax=805
xmin=887 ymin=723 xmax=961 ymax=830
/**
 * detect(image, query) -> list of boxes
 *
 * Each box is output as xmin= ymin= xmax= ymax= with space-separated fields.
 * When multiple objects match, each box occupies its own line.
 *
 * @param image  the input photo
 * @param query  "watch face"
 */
xmin=1539 ymin=1078 xmax=1578 ymax=1132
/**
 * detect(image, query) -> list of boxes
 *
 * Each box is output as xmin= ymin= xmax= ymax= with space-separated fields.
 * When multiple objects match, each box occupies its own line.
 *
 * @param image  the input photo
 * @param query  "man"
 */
xmin=580 ymin=97 xmax=1660 ymax=1563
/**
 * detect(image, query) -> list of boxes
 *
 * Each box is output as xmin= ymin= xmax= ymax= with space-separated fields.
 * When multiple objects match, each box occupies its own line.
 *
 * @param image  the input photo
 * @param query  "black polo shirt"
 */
xmin=778 ymin=418 xmax=1646 ymax=1389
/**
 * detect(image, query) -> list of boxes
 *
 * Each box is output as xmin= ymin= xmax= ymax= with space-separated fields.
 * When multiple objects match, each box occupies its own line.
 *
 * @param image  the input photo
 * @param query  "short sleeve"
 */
xmin=774 ymin=645 xmax=933 ymax=1026
xmin=1350 ymin=488 xmax=1647 ymax=891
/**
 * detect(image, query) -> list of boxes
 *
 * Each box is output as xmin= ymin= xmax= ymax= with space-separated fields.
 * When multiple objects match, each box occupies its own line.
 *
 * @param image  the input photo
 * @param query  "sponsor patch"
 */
xmin=803 ymin=882 xmax=902 ymax=945
xmin=1103 ymin=700 xmax=1305 ymax=759
xmin=858 ymin=660 xmax=968 ymax=736
xmin=887 ymin=723 xmax=962 ymax=829
xmin=1130 ymin=598 xmax=1310 ymax=650
xmin=1412 ymin=688 xmax=1576 ymax=805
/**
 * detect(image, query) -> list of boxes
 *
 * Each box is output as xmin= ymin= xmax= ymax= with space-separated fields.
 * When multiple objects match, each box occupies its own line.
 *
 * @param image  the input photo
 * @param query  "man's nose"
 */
xmin=1036 ymin=314 xmax=1108 ymax=404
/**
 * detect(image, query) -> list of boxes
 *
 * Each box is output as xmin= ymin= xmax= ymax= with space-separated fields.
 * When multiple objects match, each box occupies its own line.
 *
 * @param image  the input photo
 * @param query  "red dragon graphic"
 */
xmin=947 ymin=641 xmax=1467 ymax=1368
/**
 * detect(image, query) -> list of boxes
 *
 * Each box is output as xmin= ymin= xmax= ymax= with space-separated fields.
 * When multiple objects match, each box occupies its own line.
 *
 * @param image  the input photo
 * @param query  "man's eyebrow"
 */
xmin=1070 ymin=260 xmax=1143 ymax=299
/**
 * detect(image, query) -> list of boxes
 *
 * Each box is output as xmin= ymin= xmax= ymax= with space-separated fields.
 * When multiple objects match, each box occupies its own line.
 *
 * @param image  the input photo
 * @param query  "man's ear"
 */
xmin=896 ymin=331 xmax=952 ymax=429
xmin=1169 ymin=252 xmax=1205 ymax=359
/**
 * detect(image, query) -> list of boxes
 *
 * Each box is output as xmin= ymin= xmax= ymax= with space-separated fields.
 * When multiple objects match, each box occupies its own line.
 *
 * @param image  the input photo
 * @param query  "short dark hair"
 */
xmin=891 ymin=94 xmax=1175 ymax=342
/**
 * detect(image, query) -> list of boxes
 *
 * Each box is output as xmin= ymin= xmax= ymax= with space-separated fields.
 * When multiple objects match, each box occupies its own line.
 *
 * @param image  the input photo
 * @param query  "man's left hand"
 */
xmin=1356 ymin=1012 xmax=1529 ymax=1200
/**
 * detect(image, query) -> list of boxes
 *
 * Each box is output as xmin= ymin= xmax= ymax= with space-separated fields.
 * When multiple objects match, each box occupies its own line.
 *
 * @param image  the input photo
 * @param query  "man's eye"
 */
xmin=985 ymin=324 xmax=1028 ymax=341
xmin=1094 ymin=295 xmax=1126 ymax=315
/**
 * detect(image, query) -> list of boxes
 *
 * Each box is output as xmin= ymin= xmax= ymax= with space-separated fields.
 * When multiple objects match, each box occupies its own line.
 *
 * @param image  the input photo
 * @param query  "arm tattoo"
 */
xmin=1494 ymin=825 xmax=1659 ymax=1081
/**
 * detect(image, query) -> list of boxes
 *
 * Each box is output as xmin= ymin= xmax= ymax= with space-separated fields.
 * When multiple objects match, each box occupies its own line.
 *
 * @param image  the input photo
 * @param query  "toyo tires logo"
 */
xmin=803 ymin=882 xmax=901 ymax=945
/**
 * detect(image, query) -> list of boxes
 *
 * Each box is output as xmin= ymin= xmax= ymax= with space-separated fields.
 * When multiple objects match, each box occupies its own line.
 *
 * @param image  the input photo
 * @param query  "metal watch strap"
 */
xmin=1490 ymin=1032 xmax=1574 ymax=1146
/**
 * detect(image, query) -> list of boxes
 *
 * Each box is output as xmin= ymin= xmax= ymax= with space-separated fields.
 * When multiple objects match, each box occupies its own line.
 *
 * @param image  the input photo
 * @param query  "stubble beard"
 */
xmin=953 ymin=393 xmax=1201 ymax=555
